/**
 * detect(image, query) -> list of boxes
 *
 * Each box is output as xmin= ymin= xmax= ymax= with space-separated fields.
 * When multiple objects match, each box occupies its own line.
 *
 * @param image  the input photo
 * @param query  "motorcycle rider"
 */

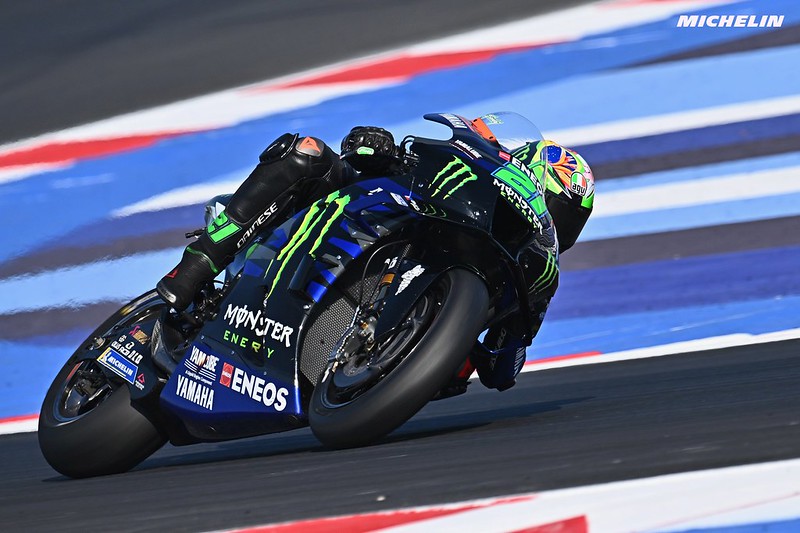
xmin=157 ymin=117 xmax=594 ymax=392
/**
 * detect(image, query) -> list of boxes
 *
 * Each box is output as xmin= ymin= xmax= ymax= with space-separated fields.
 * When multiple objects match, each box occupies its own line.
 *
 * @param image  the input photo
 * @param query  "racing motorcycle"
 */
xmin=38 ymin=111 xmax=560 ymax=478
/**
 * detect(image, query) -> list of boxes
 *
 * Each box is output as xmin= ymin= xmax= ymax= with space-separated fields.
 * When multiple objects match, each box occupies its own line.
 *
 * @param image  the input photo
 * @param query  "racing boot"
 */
xmin=157 ymin=249 xmax=214 ymax=312
xmin=156 ymin=218 xmax=243 ymax=312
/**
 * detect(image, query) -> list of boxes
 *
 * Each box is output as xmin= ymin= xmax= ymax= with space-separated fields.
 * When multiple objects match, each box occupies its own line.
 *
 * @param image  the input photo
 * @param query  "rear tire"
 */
xmin=309 ymin=268 xmax=488 ymax=448
xmin=38 ymin=291 xmax=168 ymax=478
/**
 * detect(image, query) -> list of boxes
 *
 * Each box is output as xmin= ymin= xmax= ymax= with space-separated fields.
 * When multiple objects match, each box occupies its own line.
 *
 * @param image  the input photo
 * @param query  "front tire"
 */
xmin=38 ymin=291 xmax=168 ymax=478
xmin=309 ymin=269 xmax=488 ymax=448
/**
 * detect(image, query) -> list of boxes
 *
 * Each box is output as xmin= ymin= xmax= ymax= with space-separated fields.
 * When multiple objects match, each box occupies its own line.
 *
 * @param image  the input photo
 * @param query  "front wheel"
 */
xmin=309 ymin=269 xmax=489 ymax=448
xmin=38 ymin=291 xmax=168 ymax=478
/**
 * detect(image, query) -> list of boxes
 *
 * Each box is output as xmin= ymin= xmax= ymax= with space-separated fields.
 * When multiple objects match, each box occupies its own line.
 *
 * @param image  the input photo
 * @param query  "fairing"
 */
xmin=156 ymin=111 xmax=559 ymax=443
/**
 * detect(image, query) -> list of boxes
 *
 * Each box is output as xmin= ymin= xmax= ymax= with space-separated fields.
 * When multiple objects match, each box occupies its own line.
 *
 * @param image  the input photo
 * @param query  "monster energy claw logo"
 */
xmin=265 ymin=190 xmax=350 ymax=299
xmin=429 ymin=157 xmax=477 ymax=199
xmin=532 ymin=252 xmax=558 ymax=293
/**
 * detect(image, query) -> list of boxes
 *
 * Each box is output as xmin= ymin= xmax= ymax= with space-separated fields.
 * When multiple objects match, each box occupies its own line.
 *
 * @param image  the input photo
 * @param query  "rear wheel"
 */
xmin=38 ymin=291 xmax=168 ymax=478
xmin=309 ymin=269 xmax=488 ymax=448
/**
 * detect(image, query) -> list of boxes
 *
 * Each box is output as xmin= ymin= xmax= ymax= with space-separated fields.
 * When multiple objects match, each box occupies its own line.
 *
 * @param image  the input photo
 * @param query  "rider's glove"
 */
xmin=340 ymin=126 xmax=403 ymax=176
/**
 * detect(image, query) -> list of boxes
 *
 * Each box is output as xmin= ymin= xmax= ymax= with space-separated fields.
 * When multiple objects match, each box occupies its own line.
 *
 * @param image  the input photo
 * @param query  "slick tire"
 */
xmin=309 ymin=268 xmax=488 ymax=448
xmin=39 ymin=360 xmax=167 ymax=478
xmin=38 ymin=291 xmax=168 ymax=478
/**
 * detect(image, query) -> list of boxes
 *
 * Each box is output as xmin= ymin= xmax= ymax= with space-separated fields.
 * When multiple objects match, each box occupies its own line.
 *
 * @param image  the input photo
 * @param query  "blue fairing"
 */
xmin=159 ymin=176 xmax=421 ymax=439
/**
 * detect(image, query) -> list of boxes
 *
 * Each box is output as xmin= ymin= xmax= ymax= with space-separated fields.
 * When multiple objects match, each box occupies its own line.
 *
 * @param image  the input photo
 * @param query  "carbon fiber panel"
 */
xmin=299 ymin=251 xmax=391 ymax=384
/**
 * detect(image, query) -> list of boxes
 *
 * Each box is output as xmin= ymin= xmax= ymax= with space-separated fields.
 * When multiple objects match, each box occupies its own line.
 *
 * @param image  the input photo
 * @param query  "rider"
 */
xmin=156 ymin=118 xmax=595 ymax=392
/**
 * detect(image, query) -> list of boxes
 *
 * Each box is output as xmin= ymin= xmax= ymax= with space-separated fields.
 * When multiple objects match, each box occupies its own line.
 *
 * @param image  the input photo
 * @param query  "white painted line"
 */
xmin=0 ymin=248 xmax=178 ymax=314
xmin=5 ymin=327 xmax=798 ymax=436
xmin=657 ymin=495 xmax=800 ymax=532
xmin=408 ymin=0 xmax=731 ymax=54
xmin=0 ymin=163 xmax=69 ymax=185
xmin=592 ymin=164 xmax=800 ymax=218
xmin=112 ymin=174 xmax=246 ymax=217
xmin=112 ymin=111 xmax=800 ymax=219
xmin=0 ymin=0 xmax=732 ymax=171
xmin=523 ymin=328 xmax=800 ymax=372
xmin=550 ymin=93 xmax=800 ymax=147
xmin=0 ymin=417 xmax=37 ymax=435
xmin=215 ymin=458 xmax=800 ymax=532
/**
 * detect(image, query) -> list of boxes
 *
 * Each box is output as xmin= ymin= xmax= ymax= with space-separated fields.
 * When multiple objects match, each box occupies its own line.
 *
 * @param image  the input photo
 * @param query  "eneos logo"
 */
xmin=218 ymin=363 xmax=288 ymax=412
xmin=220 ymin=362 xmax=234 ymax=387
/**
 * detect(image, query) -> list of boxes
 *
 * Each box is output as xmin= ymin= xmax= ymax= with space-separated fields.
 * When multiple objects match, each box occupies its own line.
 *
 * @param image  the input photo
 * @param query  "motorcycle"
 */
xmin=38 ymin=111 xmax=559 ymax=478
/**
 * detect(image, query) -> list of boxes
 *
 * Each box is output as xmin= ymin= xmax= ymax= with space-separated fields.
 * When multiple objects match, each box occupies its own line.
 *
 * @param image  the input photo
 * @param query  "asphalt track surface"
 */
xmin=2 ymin=339 xmax=799 ymax=531
xmin=0 ymin=0 xmax=590 ymax=143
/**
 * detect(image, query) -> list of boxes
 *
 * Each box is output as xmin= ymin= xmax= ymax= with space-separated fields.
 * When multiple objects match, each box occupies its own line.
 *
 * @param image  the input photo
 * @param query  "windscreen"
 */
xmin=477 ymin=112 xmax=544 ymax=152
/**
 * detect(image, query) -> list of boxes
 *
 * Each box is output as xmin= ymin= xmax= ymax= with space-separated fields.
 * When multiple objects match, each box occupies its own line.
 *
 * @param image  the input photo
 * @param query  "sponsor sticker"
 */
xmin=429 ymin=157 xmax=477 ymax=199
xmin=570 ymin=172 xmax=588 ymax=196
xmin=390 ymin=192 xmax=408 ymax=207
xmin=396 ymin=265 xmax=425 ymax=295
xmin=183 ymin=345 xmax=221 ymax=385
xmin=404 ymin=195 xmax=420 ymax=211
xmin=441 ymin=113 xmax=467 ymax=129
xmin=492 ymin=178 xmax=540 ymax=229
xmin=223 ymin=304 xmax=294 ymax=348
xmin=220 ymin=362 xmax=234 ymax=387
xmin=452 ymin=139 xmax=481 ymax=159
xmin=97 ymin=347 xmax=137 ymax=384
xmin=218 ymin=363 xmax=289 ymax=412
xmin=111 ymin=337 xmax=144 ymax=364
xmin=236 ymin=201 xmax=279 ymax=248
xmin=491 ymin=157 xmax=548 ymax=229
xmin=175 ymin=375 xmax=214 ymax=410
xmin=222 ymin=329 xmax=275 ymax=355
xmin=129 ymin=325 xmax=150 ymax=344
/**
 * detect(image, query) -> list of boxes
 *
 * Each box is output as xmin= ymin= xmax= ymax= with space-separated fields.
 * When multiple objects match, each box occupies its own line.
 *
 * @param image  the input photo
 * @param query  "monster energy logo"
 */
xmin=265 ymin=190 xmax=351 ymax=299
xmin=429 ymin=157 xmax=477 ymax=199
xmin=207 ymin=211 xmax=241 ymax=243
xmin=532 ymin=251 xmax=558 ymax=293
xmin=513 ymin=143 xmax=533 ymax=163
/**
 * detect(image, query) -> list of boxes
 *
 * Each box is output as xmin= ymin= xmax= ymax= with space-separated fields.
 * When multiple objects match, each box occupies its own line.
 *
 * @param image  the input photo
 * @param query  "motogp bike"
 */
xmin=38 ymin=112 xmax=559 ymax=478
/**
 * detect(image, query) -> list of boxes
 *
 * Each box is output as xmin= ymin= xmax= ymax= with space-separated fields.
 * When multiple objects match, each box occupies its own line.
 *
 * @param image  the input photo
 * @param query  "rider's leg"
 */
xmin=157 ymin=134 xmax=346 ymax=311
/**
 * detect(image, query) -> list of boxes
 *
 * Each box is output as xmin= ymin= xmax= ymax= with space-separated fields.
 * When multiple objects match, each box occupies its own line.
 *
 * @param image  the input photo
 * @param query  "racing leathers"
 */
xmin=156 ymin=126 xmax=595 ymax=392
xmin=466 ymin=139 xmax=594 ymax=391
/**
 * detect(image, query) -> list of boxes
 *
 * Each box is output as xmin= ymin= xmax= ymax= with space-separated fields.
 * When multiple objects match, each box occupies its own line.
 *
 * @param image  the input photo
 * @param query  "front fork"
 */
xmin=328 ymin=243 xmax=413 ymax=366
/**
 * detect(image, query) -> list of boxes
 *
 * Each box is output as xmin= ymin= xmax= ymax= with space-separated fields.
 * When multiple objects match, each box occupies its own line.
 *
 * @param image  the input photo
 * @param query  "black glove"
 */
xmin=340 ymin=126 xmax=402 ymax=176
